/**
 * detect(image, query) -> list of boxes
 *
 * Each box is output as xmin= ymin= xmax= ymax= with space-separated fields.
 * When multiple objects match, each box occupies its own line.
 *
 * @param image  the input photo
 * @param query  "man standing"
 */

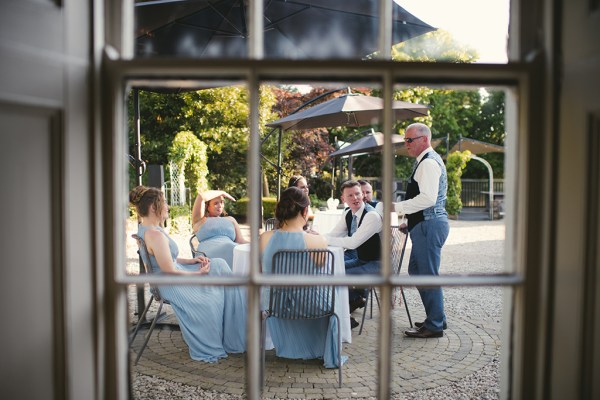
xmin=325 ymin=180 xmax=382 ymax=328
xmin=358 ymin=179 xmax=379 ymax=207
xmin=394 ymin=123 xmax=449 ymax=338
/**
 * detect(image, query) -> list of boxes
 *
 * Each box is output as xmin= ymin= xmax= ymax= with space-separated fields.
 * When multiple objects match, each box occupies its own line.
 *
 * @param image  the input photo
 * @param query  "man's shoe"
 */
xmin=350 ymin=317 xmax=359 ymax=329
xmin=349 ymin=297 xmax=366 ymax=313
xmin=404 ymin=325 xmax=443 ymax=338
xmin=415 ymin=321 xmax=447 ymax=330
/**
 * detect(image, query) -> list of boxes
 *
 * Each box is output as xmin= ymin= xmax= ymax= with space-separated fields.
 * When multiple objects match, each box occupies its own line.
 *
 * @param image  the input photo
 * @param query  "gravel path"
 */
xmin=128 ymin=218 xmax=505 ymax=399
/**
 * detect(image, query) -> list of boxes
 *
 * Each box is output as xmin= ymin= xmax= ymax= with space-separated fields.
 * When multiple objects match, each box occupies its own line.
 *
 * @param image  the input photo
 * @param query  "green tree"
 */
xmin=168 ymin=131 xmax=208 ymax=196
xmin=128 ymin=86 xmax=278 ymax=199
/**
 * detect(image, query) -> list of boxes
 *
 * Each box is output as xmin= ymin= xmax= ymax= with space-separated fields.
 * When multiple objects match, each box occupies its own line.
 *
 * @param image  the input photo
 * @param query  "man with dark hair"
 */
xmin=357 ymin=179 xmax=378 ymax=207
xmin=394 ymin=123 xmax=449 ymax=338
xmin=325 ymin=180 xmax=382 ymax=328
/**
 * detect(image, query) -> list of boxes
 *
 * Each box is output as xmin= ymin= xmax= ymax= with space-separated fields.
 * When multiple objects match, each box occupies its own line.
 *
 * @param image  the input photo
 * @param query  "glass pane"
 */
xmin=126 ymin=79 xmax=252 ymax=393
xmin=133 ymin=0 xmax=509 ymax=63
xmin=396 ymin=0 xmax=510 ymax=63
xmin=133 ymin=0 xmax=439 ymax=60
xmin=390 ymin=286 xmax=510 ymax=397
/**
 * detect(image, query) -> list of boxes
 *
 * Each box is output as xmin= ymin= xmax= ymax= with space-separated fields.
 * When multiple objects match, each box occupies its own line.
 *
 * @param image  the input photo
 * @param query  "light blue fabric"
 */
xmin=262 ymin=231 xmax=346 ymax=368
xmin=195 ymin=217 xmax=238 ymax=268
xmin=407 ymin=217 xmax=449 ymax=332
xmin=138 ymin=225 xmax=246 ymax=362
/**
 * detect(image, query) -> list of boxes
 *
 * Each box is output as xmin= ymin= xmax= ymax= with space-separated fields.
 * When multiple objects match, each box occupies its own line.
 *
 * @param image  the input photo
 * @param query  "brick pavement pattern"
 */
xmin=130 ymin=290 xmax=500 ymax=399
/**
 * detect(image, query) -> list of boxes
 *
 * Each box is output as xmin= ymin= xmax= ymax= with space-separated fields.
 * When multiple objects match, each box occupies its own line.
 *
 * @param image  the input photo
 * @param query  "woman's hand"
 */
xmin=193 ymin=255 xmax=210 ymax=264
xmin=196 ymin=260 xmax=210 ymax=275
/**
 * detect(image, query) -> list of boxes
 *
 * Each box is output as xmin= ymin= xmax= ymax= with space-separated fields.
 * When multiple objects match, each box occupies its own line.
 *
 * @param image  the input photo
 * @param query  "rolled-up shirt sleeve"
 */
xmin=394 ymin=158 xmax=441 ymax=215
xmin=325 ymin=211 xmax=382 ymax=249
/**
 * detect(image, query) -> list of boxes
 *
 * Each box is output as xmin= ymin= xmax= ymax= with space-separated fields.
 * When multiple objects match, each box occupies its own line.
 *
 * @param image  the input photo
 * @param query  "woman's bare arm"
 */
xmin=145 ymin=229 xmax=209 ymax=275
xmin=227 ymin=216 xmax=249 ymax=244
xmin=191 ymin=193 xmax=205 ymax=229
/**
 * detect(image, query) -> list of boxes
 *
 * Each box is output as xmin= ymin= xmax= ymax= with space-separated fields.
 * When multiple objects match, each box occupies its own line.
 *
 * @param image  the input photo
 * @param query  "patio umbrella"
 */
xmin=328 ymin=131 xmax=405 ymax=159
xmin=266 ymin=93 xmax=429 ymax=131
xmin=135 ymin=0 xmax=436 ymax=59
xmin=449 ymin=137 xmax=504 ymax=155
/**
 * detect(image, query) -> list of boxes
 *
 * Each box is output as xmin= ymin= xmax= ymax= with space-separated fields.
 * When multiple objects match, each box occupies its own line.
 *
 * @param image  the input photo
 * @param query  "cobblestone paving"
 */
xmin=130 ymin=289 xmax=500 ymax=399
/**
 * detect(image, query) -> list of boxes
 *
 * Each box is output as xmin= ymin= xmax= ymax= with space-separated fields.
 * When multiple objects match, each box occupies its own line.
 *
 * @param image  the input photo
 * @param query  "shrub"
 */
xmin=230 ymin=197 xmax=277 ymax=219
xmin=446 ymin=150 xmax=471 ymax=216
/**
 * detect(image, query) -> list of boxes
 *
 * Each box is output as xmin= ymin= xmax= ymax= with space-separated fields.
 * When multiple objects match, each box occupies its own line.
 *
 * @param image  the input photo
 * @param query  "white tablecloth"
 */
xmin=312 ymin=209 xmax=344 ymax=234
xmin=232 ymin=243 xmax=351 ymax=345
xmin=313 ymin=208 xmax=401 ymax=233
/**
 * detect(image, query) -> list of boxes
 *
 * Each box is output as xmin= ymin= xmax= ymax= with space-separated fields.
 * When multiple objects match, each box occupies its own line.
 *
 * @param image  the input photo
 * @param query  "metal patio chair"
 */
xmin=264 ymin=218 xmax=277 ymax=231
xmin=129 ymin=234 xmax=175 ymax=365
xmin=359 ymin=225 xmax=412 ymax=335
xmin=261 ymin=248 xmax=342 ymax=388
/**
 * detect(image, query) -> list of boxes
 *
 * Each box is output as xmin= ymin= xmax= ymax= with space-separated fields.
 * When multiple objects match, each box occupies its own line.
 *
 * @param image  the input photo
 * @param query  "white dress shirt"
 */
xmin=324 ymin=203 xmax=382 ymax=249
xmin=394 ymin=147 xmax=442 ymax=216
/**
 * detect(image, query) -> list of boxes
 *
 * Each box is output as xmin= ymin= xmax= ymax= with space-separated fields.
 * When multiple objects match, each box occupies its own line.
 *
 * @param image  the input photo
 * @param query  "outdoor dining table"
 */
xmin=311 ymin=209 xmax=344 ymax=234
xmin=231 ymin=243 xmax=352 ymax=349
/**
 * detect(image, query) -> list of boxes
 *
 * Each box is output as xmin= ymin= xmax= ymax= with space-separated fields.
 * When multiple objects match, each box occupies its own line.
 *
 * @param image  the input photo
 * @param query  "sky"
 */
xmin=398 ymin=0 xmax=510 ymax=63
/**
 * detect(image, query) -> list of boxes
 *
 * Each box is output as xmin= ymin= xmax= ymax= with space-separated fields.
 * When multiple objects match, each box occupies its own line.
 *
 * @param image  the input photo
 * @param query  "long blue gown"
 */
xmin=262 ymin=230 xmax=346 ymax=368
xmin=138 ymin=225 xmax=246 ymax=362
xmin=195 ymin=217 xmax=238 ymax=268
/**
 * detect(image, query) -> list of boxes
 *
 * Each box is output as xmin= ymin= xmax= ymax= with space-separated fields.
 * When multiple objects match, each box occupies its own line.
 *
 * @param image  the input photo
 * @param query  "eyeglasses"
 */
xmin=404 ymin=136 xmax=427 ymax=144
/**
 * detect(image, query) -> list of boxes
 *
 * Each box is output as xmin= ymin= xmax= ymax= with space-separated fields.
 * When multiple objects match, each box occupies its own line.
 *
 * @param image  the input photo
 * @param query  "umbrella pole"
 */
xmin=277 ymin=127 xmax=282 ymax=200
xmin=331 ymin=161 xmax=335 ymax=199
xmin=348 ymin=156 xmax=353 ymax=179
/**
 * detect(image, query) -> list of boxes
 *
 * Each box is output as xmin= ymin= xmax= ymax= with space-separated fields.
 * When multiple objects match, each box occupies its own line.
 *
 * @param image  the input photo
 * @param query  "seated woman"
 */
xmin=259 ymin=186 xmax=345 ymax=368
xmin=192 ymin=190 xmax=248 ymax=268
xmin=130 ymin=185 xmax=246 ymax=362
xmin=288 ymin=175 xmax=316 ymax=233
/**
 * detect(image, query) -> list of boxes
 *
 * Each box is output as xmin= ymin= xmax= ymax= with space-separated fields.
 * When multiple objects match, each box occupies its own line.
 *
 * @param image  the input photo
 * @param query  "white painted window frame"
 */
xmin=102 ymin=1 xmax=531 ymax=399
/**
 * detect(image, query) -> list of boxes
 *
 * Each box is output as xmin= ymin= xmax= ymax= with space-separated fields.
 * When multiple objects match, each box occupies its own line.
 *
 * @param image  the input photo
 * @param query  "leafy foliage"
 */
xmin=128 ymin=86 xmax=278 ymax=199
xmin=168 ymin=131 xmax=208 ymax=195
xmin=446 ymin=151 xmax=472 ymax=215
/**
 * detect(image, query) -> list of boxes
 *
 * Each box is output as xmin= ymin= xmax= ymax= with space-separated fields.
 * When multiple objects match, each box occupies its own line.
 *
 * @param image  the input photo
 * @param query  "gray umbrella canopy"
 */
xmin=266 ymin=93 xmax=429 ymax=131
xmin=329 ymin=133 xmax=444 ymax=158
xmin=135 ymin=0 xmax=436 ymax=59
xmin=449 ymin=137 xmax=504 ymax=155
xmin=329 ymin=131 xmax=405 ymax=158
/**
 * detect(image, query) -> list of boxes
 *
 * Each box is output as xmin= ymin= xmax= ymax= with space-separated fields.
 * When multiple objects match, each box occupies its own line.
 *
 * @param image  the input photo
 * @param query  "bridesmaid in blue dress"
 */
xmin=192 ymin=190 xmax=248 ymax=267
xmin=130 ymin=186 xmax=246 ymax=362
xmin=259 ymin=187 xmax=346 ymax=368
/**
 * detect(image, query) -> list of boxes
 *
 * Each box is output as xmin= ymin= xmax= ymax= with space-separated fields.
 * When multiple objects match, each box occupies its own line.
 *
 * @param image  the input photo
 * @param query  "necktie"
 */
xmin=350 ymin=214 xmax=358 ymax=236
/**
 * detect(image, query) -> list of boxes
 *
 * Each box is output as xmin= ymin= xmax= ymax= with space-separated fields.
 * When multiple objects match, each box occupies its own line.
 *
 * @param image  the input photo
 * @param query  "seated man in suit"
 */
xmin=324 ymin=180 xmax=383 ymax=328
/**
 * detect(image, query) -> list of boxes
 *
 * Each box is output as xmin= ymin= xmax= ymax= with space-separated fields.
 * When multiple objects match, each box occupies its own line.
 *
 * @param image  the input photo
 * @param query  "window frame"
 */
xmin=102 ymin=1 xmax=532 ymax=398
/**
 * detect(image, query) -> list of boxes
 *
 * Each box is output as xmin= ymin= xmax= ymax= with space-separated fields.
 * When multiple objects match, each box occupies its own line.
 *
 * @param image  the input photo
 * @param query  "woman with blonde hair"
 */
xmin=130 ymin=185 xmax=246 ymax=362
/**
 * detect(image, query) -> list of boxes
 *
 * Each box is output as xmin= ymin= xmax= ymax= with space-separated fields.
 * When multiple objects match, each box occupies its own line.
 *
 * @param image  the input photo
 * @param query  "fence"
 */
xmin=164 ymin=179 xmax=503 ymax=209
xmin=461 ymin=179 xmax=504 ymax=207
xmin=378 ymin=179 xmax=504 ymax=208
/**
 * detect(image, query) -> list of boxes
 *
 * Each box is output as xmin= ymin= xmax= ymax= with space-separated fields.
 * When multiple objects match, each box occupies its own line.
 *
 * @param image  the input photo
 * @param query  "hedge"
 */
xmin=229 ymin=197 xmax=277 ymax=219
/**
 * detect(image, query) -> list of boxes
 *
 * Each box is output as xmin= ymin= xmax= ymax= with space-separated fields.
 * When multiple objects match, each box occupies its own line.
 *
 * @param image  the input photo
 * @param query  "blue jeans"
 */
xmin=408 ymin=217 xmax=449 ymax=332
xmin=345 ymin=257 xmax=381 ymax=302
